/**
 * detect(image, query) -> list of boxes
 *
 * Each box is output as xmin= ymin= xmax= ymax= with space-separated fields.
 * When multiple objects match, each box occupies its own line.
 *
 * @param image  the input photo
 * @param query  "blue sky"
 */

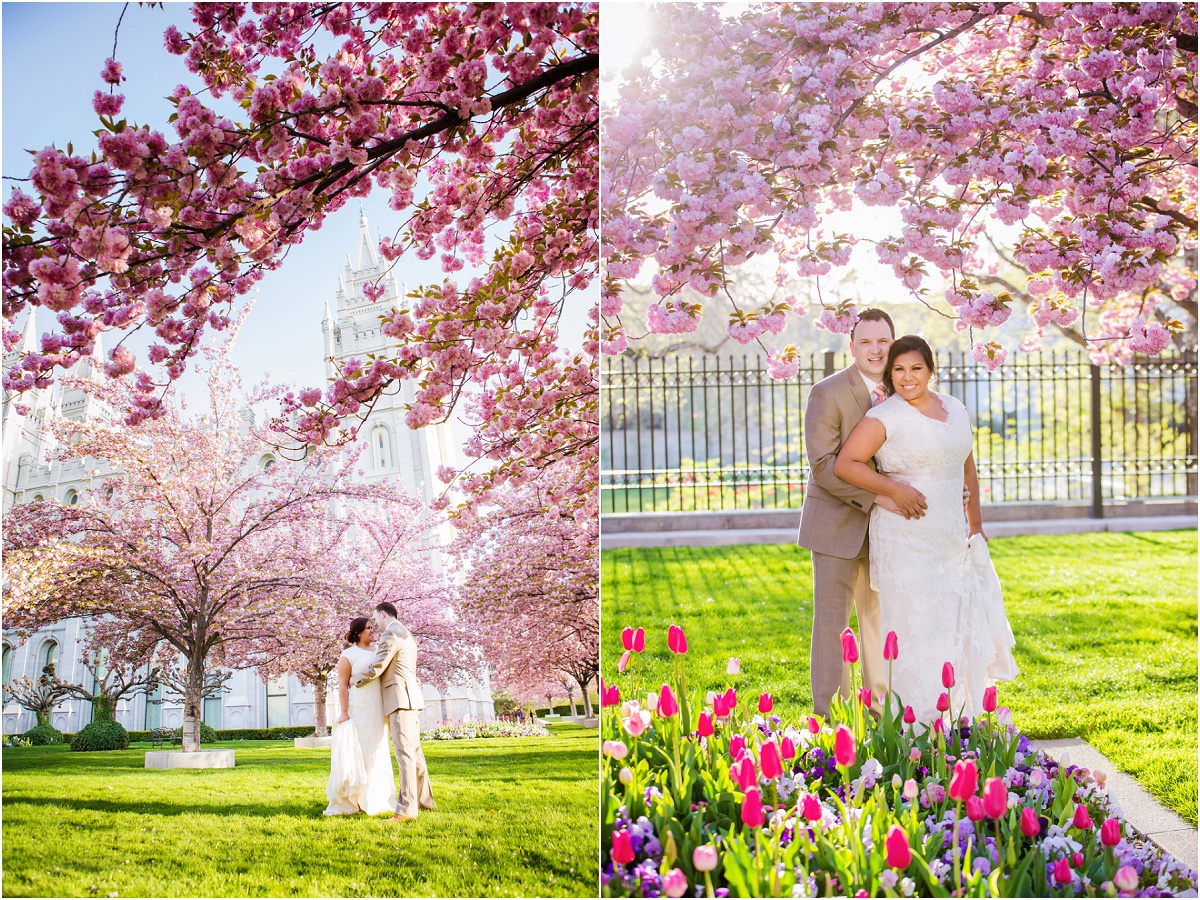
xmin=3 ymin=2 xmax=591 ymax=410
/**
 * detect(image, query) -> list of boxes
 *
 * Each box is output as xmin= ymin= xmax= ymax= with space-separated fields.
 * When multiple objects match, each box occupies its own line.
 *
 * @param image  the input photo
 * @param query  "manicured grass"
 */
xmin=2 ymin=726 xmax=598 ymax=897
xmin=602 ymin=531 xmax=1198 ymax=824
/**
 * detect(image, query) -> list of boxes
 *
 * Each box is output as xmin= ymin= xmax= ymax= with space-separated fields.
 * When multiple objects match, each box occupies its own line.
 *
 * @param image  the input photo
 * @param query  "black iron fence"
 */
xmin=601 ymin=351 xmax=1198 ymax=515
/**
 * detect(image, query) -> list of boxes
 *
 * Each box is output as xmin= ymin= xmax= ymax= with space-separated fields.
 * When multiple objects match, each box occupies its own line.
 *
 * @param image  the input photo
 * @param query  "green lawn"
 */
xmin=601 ymin=531 xmax=1198 ymax=824
xmin=2 ymin=726 xmax=598 ymax=897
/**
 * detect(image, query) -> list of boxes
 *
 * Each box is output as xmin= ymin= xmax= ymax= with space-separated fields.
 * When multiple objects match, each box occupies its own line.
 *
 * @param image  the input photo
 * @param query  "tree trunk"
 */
xmin=313 ymin=672 xmax=330 ymax=737
xmin=577 ymin=673 xmax=594 ymax=717
xmin=93 ymin=696 xmax=114 ymax=722
xmin=182 ymin=656 xmax=204 ymax=753
xmin=567 ymin=687 xmax=578 ymax=718
xmin=35 ymin=710 xmax=49 ymax=728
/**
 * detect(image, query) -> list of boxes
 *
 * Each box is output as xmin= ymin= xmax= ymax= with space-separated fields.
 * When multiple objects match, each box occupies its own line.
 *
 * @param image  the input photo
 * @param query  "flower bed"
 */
xmin=421 ymin=720 xmax=553 ymax=741
xmin=601 ymin=626 xmax=1198 ymax=898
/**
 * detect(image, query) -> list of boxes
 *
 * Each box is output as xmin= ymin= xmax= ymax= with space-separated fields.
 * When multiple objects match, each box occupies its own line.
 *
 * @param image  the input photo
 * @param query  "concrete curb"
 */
xmin=600 ymin=515 xmax=1196 ymax=550
xmin=144 ymin=749 xmax=235 ymax=769
xmin=1032 ymin=737 xmax=1198 ymax=872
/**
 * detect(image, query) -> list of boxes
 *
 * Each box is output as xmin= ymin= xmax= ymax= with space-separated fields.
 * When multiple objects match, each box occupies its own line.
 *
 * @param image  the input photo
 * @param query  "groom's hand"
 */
xmin=891 ymin=481 xmax=928 ymax=519
xmin=875 ymin=495 xmax=908 ymax=518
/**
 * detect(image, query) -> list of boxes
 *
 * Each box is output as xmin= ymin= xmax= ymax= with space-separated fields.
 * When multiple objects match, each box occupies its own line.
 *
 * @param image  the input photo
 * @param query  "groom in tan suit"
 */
xmin=797 ymin=309 xmax=926 ymax=717
xmin=358 ymin=601 xmax=436 ymax=820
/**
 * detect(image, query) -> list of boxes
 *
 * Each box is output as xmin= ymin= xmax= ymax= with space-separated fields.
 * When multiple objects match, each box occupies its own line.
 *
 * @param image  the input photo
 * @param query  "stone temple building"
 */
xmin=2 ymin=216 xmax=494 ymax=735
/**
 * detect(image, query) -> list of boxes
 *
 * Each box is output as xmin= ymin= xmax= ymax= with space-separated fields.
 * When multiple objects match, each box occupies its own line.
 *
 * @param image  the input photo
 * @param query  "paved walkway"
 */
xmin=1033 ymin=737 xmax=1198 ymax=872
xmin=601 ymin=514 xmax=1196 ymax=549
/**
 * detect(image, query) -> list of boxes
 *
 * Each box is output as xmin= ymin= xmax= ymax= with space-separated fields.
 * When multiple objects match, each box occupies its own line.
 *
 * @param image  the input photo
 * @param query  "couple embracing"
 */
xmin=324 ymin=602 xmax=436 ymax=821
xmin=799 ymin=309 xmax=1019 ymax=723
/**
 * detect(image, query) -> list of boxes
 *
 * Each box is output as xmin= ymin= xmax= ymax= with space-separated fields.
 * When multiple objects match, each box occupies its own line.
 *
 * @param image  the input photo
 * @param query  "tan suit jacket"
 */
xmin=797 ymin=365 xmax=879 ymax=557
xmin=357 ymin=621 xmax=424 ymax=715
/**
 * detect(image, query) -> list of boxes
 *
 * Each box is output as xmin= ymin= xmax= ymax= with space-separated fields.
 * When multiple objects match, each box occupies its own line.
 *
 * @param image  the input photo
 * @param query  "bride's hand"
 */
xmin=338 ymin=712 xmax=350 ymax=724
xmin=968 ymin=521 xmax=988 ymax=542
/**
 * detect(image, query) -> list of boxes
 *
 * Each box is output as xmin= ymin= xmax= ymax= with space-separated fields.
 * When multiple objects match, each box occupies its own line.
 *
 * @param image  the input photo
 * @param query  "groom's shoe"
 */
xmin=420 ymin=801 xmax=436 ymax=811
xmin=390 ymin=813 xmax=416 ymax=823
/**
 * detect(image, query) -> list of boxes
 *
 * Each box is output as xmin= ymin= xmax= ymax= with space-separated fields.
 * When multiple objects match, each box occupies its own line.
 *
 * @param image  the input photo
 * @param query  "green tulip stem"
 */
xmin=887 ymin=659 xmax=893 ymax=709
xmin=704 ymin=871 xmax=715 ymax=899
xmin=952 ymin=801 xmax=963 ymax=894
xmin=753 ymin=827 xmax=763 ymax=894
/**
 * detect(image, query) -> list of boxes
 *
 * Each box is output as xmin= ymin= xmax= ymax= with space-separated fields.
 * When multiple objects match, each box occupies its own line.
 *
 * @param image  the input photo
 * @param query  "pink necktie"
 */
xmin=872 ymin=384 xmax=887 ymax=407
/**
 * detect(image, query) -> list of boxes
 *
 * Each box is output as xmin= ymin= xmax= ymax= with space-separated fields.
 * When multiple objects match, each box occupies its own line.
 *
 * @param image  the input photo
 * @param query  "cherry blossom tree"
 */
xmin=448 ymin=460 xmax=598 ymax=714
xmin=251 ymin=490 xmax=475 ymax=737
xmin=3 ymin=663 xmax=72 ymax=729
xmin=2 ymin=342 xmax=374 ymax=753
xmin=3 ymin=2 xmax=598 ymax=510
xmin=602 ymin=2 xmax=1196 ymax=372
xmin=59 ymin=644 xmax=160 ymax=723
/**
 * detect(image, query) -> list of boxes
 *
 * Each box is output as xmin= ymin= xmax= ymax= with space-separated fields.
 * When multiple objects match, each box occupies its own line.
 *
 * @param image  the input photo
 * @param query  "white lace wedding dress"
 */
xmin=865 ymin=391 xmax=1019 ymax=723
xmin=324 ymin=644 xmax=397 ymax=816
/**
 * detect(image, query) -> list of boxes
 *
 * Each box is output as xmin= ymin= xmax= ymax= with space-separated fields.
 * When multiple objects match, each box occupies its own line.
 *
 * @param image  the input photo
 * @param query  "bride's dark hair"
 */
xmin=883 ymin=335 xmax=937 ymax=396
xmin=345 ymin=616 xmax=370 ymax=646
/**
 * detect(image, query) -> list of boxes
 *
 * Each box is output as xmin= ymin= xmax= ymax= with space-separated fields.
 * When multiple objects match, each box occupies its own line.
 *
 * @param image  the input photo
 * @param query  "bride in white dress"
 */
xmin=835 ymin=335 xmax=1018 ymax=723
xmin=325 ymin=617 xmax=397 ymax=816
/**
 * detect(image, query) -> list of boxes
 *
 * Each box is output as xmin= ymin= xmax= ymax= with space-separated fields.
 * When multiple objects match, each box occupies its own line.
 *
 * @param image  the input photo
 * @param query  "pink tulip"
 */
xmin=663 ymin=868 xmax=689 ymax=898
xmin=932 ymin=717 xmax=944 ymax=734
xmin=841 ymin=627 xmax=859 ymax=663
xmin=1072 ymin=852 xmax=1083 ymax=868
xmin=807 ymin=716 xmax=821 ymax=735
xmin=729 ymin=735 xmax=746 ymax=759
xmin=697 ymin=712 xmax=714 ymax=738
xmin=858 ymin=687 xmax=872 ymax=707
xmin=713 ymin=694 xmax=730 ymax=718
xmin=903 ymin=778 xmax=919 ymax=800
xmin=903 ymin=706 xmax=915 ymax=725
xmin=601 ymin=679 xmax=620 ymax=707
xmin=724 ymin=687 xmax=737 ymax=709
xmin=612 ymin=830 xmax=635 ymax=865
xmin=942 ymin=661 xmax=955 ymax=688
xmin=908 ymin=747 xmax=922 ymax=762
xmin=883 ymin=630 xmax=899 ymax=661
xmin=936 ymin=691 xmax=949 ymax=712
xmin=621 ymin=627 xmax=634 ymax=651
xmin=802 ymin=792 xmax=822 ymax=822
xmin=602 ymin=740 xmax=629 ymax=759
xmin=1072 ymin=804 xmax=1093 ymax=830
xmin=759 ymin=740 xmax=783 ymax=780
xmin=1020 ymin=806 xmax=1040 ymax=837
xmin=741 ymin=788 xmax=764 ymax=828
xmin=966 ymin=796 xmax=985 ymax=821
xmin=948 ymin=759 xmax=978 ymax=802
xmin=982 ymin=777 xmax=1007 ymax=819
xmin=726 ymin=657 xmax=740 ymax=675
xmin=780 ymin=736 xmax=796 ymax=760
xmin=667 ymin=624 xmax=688 ymax=654
xmin=758 ymin=692 xmax=773 ymax=714
xmin=693 ymin=845 xmax=719 ymax=872
xmin=622 ymin=712 xmax=649 ymax=737
xmin=658 ymin=684 xmax=679 ymax=717
xmin=617 ymin=649 xmax=631 ymax=673
xmin=1100 ymin=818 xmax=1121 ymax=847
xmin=833 ymin=724 xmax=856 ymax=767
xmin=982 ymin=685 xmax=997 ymax=712
xmin=732 ymin=754 xmax=757 ymax=790
xmin=1053 ymin=856 xmax=1071 ymax=885
xmin=885 ymin=825 xmax=911 ymax=868
xmin=1113 ymin=866 xmax=1138 ymax=892
xmin=632 ymin=627 xmax=645 ymax=653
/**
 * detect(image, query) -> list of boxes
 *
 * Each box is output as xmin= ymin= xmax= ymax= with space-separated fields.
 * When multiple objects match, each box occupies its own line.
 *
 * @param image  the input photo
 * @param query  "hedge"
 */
xmin=126 ymin=725 xmax=316 ymax=743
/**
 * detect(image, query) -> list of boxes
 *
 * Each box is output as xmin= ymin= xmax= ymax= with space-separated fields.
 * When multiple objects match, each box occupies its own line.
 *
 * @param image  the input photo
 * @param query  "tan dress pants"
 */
xmin=809 ymin=538 xmax=886 ymax=717
xmin=387 ymin=709 xmax=435 ymax=817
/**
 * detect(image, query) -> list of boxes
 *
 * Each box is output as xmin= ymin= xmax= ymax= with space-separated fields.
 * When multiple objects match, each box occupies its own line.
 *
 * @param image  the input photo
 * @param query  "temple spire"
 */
xmin=356 ymin=211 xmax=378 ymax=270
